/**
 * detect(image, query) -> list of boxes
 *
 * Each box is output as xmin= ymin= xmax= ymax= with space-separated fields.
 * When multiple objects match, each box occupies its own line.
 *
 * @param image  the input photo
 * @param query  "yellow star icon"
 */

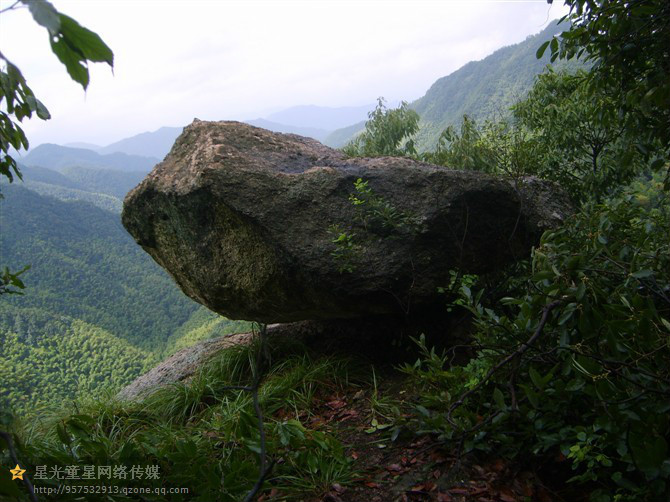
xmin=10 ymin=464 xmax=26 ymax=481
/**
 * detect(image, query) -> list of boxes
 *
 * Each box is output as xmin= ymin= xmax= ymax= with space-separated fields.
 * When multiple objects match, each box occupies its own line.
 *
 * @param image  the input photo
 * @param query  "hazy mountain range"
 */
xmin=17 ymin=20 xmax=575 ymax=173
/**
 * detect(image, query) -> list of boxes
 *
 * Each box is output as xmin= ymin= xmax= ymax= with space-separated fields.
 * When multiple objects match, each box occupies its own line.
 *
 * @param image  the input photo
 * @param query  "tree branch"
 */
xmin=446 ymin=300 xmax=562 ymax=428
xmin=241 ymin=323 xmax=274 ymax=502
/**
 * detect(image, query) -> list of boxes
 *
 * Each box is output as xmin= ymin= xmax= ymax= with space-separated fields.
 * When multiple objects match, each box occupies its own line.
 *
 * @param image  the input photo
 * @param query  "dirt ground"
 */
xmin=259 ymin=369 xmax=577 ymax=502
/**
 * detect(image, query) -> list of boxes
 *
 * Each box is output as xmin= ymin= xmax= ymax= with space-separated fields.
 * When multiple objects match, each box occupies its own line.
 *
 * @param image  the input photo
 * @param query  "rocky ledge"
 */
xmin=122 ymin=120 xmax=572 ymax=323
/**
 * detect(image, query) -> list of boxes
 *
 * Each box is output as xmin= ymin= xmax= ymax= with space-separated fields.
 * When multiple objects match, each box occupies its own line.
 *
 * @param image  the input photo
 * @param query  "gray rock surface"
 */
xmin=116 ymin=331 xmax=253 ymax=401
xmin=122 ymin=120 xmax=572 ymax=323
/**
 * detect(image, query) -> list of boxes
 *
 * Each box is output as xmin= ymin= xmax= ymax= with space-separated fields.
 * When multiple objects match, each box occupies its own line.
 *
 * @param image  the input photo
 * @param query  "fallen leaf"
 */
xmin=429 ymin=451 xmax=449 ymax=464
xmin=365 ymin=482 xmax=380 ymax=488
xmin=387 ymin=463 xmax=403 ymax=473
xmin=498 ymin=493 xmax=516 ymax=502
xmin=437 ymin=493 xmax=453 ymax=502
xmin=433 ymin=469 xmax=441 ymax=479
xmin=326 ymin=400 xmax=347 ymax=410
xmin=351 ymin=451 xmax=359 ymax=460
xmin=310 ymin=416 xmax=327 ymax=428
xmin=331 ymin=483 xmax=344 ymax=493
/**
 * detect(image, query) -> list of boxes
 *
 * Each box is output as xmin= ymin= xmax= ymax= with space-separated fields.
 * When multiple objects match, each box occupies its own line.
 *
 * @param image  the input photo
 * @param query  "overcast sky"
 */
xmin=0 ymin=0 xmax=569 ymax=147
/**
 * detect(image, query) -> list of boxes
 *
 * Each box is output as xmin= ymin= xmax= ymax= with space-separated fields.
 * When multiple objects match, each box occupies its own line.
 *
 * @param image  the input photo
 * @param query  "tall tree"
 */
xmin=541 ymin=0 xmax=670 ymax=151
xmin=513 ymin=69 xmax=640 ymax=200
xmin=343 ymin=98 xmax=419 ymax=157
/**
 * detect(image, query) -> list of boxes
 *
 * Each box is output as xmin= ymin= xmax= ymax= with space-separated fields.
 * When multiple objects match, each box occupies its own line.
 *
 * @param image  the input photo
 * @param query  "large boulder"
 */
xmin=122 ymin=120 xmax=571 ymax=322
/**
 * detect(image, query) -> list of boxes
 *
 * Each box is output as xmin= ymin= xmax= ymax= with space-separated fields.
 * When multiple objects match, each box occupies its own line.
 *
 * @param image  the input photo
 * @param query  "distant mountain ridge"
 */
xmin=245 ymin=119 xmax=332 ymax=142
xmin=22 ymin=143 xmax=159 ymax=173
xmin=264 ymin=104 xmax=375 ymax=131
xmin=98 ymin=126 xmax=184 ymax=159
xmin=27 ymin=105 xmax=379 ymax=163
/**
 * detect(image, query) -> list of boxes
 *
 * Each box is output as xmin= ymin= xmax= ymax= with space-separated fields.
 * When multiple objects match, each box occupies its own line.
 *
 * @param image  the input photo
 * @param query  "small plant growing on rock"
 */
xmin=330 ymin=178 xmax=421 ymax=274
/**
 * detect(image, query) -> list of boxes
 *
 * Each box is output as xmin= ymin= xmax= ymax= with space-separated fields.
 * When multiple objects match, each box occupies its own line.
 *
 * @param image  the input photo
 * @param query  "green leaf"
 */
xmin=58 ymin=14 xmax=114 ymax=66
xmin=558 ymin=304 xmax=576 ymax=325
xmin=56 ymin=422 xmax=71 ymax=445
xmin=49 ymin=36 xmax=90 ymax=89
xmin=631 ymin=269 xmax=654 ymax=279
xmin=415 ymin=405 xmax=430 ymax=417
xmin=25 ymin=0 xmax=61 ymax=33
xmin=529 ymin=367 xmax=544 ymax=391
xmin=565 ymin=378 xmax=584 ymax=392
xmin=536 ymin=40 xmax=550 ymax=59
xmin=521 ymin=384 xmax=540 ymax=408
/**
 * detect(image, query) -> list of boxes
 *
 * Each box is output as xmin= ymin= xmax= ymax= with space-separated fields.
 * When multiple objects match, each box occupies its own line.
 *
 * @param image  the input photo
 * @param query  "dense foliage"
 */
xmin=342 ymin=98 xmax=419 ymax=157
xmin=543 ymin=0 xmax=670 ymax=149
xmin=0 ymin=305 xmax=155 ymax=415
xmin=335 ymin=3 xmax=670 ymax=498
xmin=402 ymin=180 xmax=670 ymax=500
xmin=0 ymin=186 xmax=199 ymax=350
xmin=1 ymin=0 xmax=113 ymax=294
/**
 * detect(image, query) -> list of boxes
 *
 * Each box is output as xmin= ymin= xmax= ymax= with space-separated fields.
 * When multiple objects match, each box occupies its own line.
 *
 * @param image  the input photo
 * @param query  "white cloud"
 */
xmin=0 ymin=0 xmax=569 ymax=146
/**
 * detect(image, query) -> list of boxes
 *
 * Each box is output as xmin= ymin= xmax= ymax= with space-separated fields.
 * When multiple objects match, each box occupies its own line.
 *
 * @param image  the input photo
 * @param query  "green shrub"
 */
xmin=403 ymin=180 xmax=670 ymax=501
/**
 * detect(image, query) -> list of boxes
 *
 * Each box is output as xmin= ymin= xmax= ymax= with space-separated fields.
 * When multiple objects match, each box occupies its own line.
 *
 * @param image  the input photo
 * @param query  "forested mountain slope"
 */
xmin=0 ymin=185 xmax=250 ymax=414
xmin=411 ymin=21 xmax=579 ymax=150
xmin=0 ymin=305 xmax=155 ymax=414
xmin=324 ymin=20 xmax=581 ymax=150
xmin=12 ymin=164 xmax=145 ymax=212
xmin=0 ymin=185 xmax=200 ymax=349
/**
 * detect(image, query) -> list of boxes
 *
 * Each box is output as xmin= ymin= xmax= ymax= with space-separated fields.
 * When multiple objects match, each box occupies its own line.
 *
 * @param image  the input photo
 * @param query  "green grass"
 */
xmin=7 ymin=333 xmax=364 ymax=501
